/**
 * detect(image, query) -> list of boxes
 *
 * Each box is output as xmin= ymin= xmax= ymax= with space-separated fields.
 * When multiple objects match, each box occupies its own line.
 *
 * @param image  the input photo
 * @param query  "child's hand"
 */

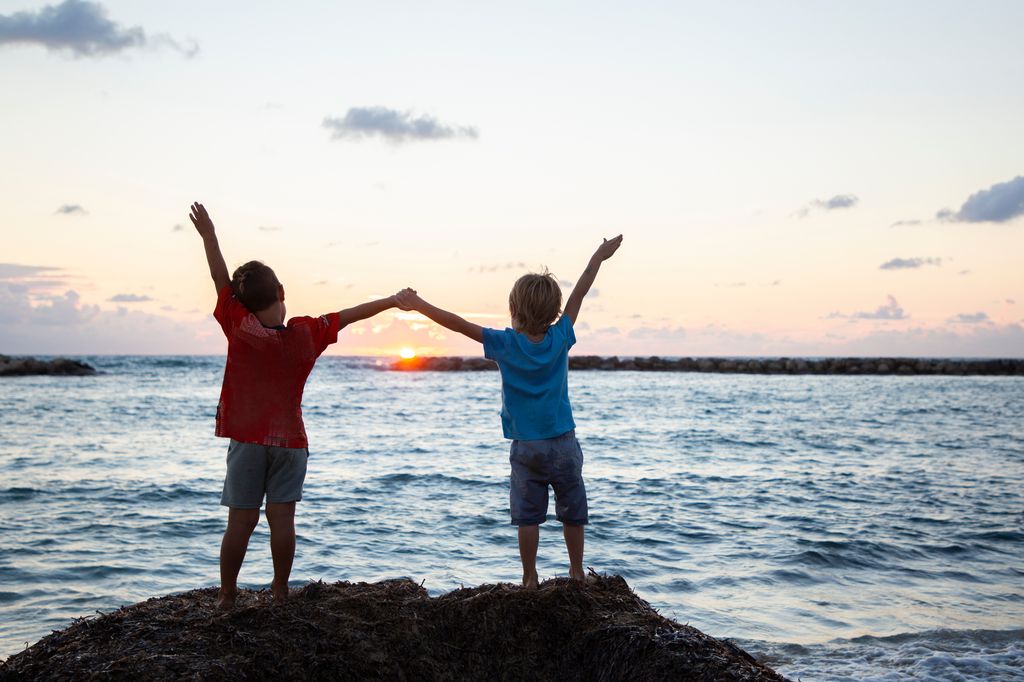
xmin=592 ymin=234 xmax=623 ymax=262
xmin=395 ymin=288 xmax=424 ymax=311
xmin=189 ymin=202 xmax=216 ymax=238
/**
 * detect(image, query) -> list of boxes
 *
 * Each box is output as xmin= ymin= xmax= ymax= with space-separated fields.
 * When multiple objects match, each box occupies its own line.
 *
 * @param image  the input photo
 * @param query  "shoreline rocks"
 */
xmin=392 ymin=355 xmax=1024 ymax=375
xmin=0 ymin=575 xmax=786 ymax=681
xmin=0 ymin=355 xmax=96 ymax=377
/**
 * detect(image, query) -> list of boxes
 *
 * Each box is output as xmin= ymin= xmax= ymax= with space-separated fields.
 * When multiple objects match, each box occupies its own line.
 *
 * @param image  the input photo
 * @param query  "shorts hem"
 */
xmin=557 ymin=517 xmax=589 ymax=526
xmin=511 ymin=517 xmax=547 ymax=526
xmin=265 ymin=496 xmax=302 ymax=505
xmin=220 ymin=500 xmax=262 ymax=509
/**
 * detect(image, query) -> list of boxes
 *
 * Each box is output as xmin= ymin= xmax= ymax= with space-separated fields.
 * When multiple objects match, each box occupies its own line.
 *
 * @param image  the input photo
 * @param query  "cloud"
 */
xmin=890 ymin=219 xmax=922 ymax=227
xmin=107 ymin=293 xmax=152 ymax=302
xmin=0 ymin=0 xmax=197 ymax=58
xmin=627 ymin=325 xmax=687 ymax=341
xmin=0 ymin=263 xmax=61 ymax=279
xmin=469 ymin=261 xmax=529 ymax=273
xmin=1008 ymin=299 xmax=1017 ymax=305
xmin=257 ymin=225 xmax=281 ymax=232
xmin=958 ymin=269 xmax=971 ymax=276
xmin=937 ymin=175 xmax=1024 ymax=223
xmin=55 ymin=203 xmax=87 ymax=215
xmin=948 ymin=312 xmax=990 ymax=324
xmin=171 ymin=223 xmax=184 ymax=232
xmin=796 ymin=194 xmax=859 ymax=218
xmin=323 ymin=106 xmax=478 ymax=144
xmin=879 ymin=257 xmax=942 ymax=270
xmin=829 ymin=295 xmax=908 ymax=321
xmin=1 ymin=284 xmax=220 ymax=354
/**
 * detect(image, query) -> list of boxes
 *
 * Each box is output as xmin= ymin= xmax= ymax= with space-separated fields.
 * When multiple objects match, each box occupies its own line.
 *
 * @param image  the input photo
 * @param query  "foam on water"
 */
xmin=742 ymin=628 xmax=1024 ymax=681
xmin=1 ymin=355 xmax=1023 ymax=678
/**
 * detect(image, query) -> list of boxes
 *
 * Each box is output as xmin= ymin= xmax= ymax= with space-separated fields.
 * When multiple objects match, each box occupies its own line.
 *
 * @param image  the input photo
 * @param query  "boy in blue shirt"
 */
xmin=397 ymin=235 xmax=623 ymax=588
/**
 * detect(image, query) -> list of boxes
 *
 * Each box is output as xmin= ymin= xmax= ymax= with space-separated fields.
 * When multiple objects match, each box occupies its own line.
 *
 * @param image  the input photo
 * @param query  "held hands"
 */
xmin=393 ymin=288 xmax=419 ymax=311
xmin=189 ymin=202 xmax=215 ymax=238
xmin=395 ymin=288 xmax=425 ymax=312
xmin=592 ymin=234 xmax=623 ymax=262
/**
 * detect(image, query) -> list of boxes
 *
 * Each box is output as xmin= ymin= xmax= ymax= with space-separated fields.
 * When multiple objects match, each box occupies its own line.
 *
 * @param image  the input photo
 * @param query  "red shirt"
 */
xmin=213 ymin=285 xmax=341 ymax=448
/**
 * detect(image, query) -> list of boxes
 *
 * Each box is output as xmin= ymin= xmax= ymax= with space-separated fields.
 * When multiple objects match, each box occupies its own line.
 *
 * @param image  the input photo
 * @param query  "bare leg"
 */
xmin=265 ymin=502 xmax=296 ymax=602
xmin=219 ymin=507 xmax=260 ymax=608
xmin=563 ymin=523 xmax=585 ymax=581
xmin=518 ymin=525 xmax=540 ymax=589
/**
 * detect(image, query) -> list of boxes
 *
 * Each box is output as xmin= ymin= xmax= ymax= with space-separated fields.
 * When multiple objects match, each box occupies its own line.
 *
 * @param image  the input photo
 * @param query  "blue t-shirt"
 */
xmin=482 ymin=315 xmax=576 ymax=441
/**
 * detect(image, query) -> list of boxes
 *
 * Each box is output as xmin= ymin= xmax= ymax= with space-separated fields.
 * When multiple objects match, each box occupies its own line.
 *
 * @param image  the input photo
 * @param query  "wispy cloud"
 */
xmin=108 ymin=293 xmax=152 ymax=302
xmin=890 ymin=219 xmax=922 ymax=227
xmin=937 ymin=175 xmax=1024 ymax=223
xmin=55 ymin=203 xmax=87 ymax=215
xmin=257 ymin=225 xmax=281 ymax=232
xmin=0 ymin=263 xmax=61 ymax=279
xmin=171 ymin=223 xmax=184 ymax=232
xmin=0 ymin=0 xmax=197 ymax=58
xmin=323 ymin=106 xmax=478 ymax=144
xmin=948 ymin=312 xmax=990 ymax=324
xmin=796 ymin=194 xmax=859 ymax=218
xmin=469 ymin=261 xmax=528 ymax=273
xmin=829 ymin=295 xmax=908 ymax=321
xmin=879 ymin=257 xmax=942 ymax=270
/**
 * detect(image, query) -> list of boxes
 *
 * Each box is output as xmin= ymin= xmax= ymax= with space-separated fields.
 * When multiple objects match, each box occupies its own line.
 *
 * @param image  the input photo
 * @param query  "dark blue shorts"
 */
xmin=509 ymin=430 xmax=588 ymax=526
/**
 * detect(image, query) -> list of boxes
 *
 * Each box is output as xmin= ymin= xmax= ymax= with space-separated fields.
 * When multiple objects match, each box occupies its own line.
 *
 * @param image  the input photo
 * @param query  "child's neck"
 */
xmin=255 ymin=301 xmax=286 ymax=328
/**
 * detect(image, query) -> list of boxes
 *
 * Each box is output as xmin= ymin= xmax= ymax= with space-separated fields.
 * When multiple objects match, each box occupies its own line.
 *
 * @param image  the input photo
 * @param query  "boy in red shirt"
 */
xmin=190 ymin=202 xmax=410 ymax=608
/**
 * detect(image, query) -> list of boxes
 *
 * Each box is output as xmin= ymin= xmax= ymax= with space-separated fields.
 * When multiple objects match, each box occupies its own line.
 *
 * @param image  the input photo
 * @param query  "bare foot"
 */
xmin=271 ymin=580 xmax=289 ymax=603
xmin=522 ymin=571 xmax=539 ymax=590
xmin=569 ymin=567 xmax=586 ymax=582
xmin=216 ymin=588 xmax=237 ymax=610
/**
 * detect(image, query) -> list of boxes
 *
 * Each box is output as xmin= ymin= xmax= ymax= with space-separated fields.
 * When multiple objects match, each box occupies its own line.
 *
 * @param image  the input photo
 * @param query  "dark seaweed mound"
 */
xmin=0 ymin=575 xmax=787 ymax=681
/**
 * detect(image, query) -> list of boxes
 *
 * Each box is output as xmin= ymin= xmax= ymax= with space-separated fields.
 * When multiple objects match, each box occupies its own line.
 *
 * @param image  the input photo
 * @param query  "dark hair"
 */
xmin=509 ymin=271 xmax=562 ymax=336
xmin=231 ymin=261 xmax=281 ymax=312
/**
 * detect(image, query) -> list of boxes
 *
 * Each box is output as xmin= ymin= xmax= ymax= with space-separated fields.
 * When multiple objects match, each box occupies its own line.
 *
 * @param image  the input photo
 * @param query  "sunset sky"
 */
xmin=2 ymin=0 xmax=1022 ymax=357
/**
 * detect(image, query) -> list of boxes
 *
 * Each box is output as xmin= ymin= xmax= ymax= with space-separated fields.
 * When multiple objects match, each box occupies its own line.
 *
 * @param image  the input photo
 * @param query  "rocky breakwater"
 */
xmin=0 ymin=355 xmax=96 ymax=377
xmin=0 ymin=575 xmax=786 ymax=681
xmin=393 ymin=355 xmax=1024 ymax=375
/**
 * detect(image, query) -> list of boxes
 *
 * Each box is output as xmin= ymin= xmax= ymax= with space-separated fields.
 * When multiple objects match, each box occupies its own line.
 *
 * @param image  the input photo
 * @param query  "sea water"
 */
xmin=1 ymin=356 xmax=1022 ymax=680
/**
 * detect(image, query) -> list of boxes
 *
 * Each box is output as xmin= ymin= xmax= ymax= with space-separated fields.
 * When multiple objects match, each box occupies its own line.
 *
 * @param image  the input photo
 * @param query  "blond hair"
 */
xmin=509 ymin=271 xmax=562 ymax=336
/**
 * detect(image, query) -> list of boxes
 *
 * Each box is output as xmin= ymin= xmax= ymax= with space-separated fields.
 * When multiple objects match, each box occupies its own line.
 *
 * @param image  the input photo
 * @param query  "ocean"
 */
xmin=1 ymin=356 xmax=1022 ymax=680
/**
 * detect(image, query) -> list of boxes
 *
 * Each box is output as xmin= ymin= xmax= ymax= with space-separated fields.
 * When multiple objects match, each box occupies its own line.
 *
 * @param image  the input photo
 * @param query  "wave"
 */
xmin=740 ymin=628 xmax=1024 ymax=681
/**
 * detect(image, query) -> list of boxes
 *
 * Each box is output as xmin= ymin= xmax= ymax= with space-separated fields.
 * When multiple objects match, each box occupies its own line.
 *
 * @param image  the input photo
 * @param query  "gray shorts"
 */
xmin=220 ymin=439 xmax=308 ymax=509
xmin=509 ymin=430 xmax=588 ymax=526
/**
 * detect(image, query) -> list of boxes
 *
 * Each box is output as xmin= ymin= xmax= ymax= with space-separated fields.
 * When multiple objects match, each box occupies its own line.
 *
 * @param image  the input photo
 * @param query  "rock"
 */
xmin=0 ymin=576 xmax=787 ymax=681
xmin=0 ymin=355 xmax=96 ymax=377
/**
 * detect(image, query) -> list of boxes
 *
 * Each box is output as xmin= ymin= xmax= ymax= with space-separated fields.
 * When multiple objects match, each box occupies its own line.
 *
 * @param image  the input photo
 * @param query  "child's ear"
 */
xmin=278 ymin=284 xmax=285 ymax=302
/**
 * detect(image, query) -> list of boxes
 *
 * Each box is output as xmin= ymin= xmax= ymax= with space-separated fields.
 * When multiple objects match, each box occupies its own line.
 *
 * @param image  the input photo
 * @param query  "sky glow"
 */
xmin=2 ymin=1 xmax=1022 ymax=357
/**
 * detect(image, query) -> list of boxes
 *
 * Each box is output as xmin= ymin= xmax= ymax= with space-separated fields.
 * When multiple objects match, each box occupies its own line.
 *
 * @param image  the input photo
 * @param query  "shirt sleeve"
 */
xmin=311 ymin=312 xmax=342 ymax=356
xmin=482 ymin=327 xmax=509 ymax=361
xmin=560 ymin=314 xmax=577 ymax=350
xmin=213 ymin=285 xmax=251 ymax=339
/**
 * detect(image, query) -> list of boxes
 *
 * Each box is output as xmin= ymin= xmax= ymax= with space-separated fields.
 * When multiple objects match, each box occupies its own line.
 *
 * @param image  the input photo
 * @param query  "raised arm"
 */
xmin=338 ymin=290 xmax=411 ymax=328
xmin=189 ymin=202 xmax=230 ymax=294
xmin=395 ymin=291 xmax=484 ymax=344
xmin=563 ymin=235 xmax=623 ymax=325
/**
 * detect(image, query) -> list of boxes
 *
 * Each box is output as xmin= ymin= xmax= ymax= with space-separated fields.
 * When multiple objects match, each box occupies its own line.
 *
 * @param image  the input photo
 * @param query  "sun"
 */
xmin=399 ymin=347 xmax=417 ymax=359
